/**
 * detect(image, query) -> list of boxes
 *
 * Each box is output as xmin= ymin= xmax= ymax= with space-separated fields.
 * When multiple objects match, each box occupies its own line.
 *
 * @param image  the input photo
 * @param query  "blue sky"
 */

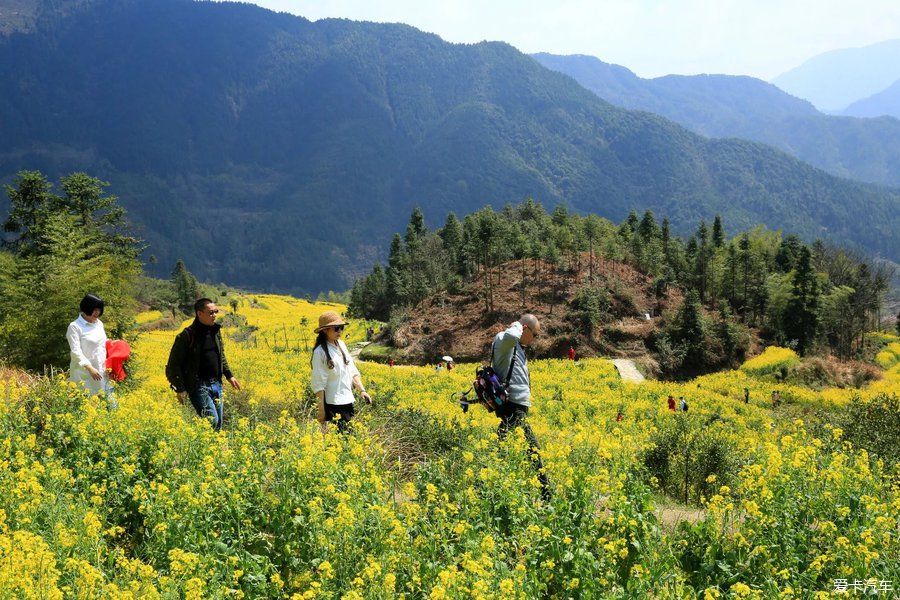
xmin=239 ymin=0 xmax=900 ymax=79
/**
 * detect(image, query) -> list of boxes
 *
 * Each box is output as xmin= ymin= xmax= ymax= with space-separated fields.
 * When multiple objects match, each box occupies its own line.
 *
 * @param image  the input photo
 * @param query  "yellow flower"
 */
xmin=318 ymin=560 xmax=334 ymax=580
xmin=82 ymin=510 xmax=102 ymax=539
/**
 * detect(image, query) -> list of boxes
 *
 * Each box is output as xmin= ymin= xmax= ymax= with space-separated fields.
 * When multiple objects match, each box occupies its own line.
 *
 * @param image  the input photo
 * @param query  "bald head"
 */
xmin=520 ymin=314 xmax=540 ymax=331
xmin=519 ymin=313 xmax=541 ymax=346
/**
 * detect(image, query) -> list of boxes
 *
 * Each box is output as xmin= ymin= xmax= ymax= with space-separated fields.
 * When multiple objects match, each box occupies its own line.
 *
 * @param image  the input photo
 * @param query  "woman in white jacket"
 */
xmin=66 ymin=294 xmax=115 ymax=408
xmin=310 ymin=311 xmax=371 ymax=433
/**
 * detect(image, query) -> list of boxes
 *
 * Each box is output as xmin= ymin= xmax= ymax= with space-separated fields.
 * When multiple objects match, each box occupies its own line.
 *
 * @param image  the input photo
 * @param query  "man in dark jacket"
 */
xmin=166 ymin=298 xmax=241 ymax=430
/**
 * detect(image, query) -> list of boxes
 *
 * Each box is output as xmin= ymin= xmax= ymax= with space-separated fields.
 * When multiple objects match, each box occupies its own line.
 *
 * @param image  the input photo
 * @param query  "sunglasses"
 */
xmin=331 ymin=325 xmax=345 ymax=332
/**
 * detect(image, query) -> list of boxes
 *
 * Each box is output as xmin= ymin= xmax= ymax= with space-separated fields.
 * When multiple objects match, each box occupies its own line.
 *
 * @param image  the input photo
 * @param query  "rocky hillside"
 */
xmin=373 ymin=254 xmax=682 ymax=364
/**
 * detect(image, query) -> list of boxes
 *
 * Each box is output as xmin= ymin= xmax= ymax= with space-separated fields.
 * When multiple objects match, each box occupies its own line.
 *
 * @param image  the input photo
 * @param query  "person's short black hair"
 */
xmin=80 ymin=294 xmax=105 ymax=317
xmin=194 ymin=298 xmax=214 ymax=315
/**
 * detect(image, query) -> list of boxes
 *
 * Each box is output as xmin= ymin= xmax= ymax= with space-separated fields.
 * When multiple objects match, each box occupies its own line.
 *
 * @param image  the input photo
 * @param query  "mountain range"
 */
xmin=532 ymin=52 xmax=900 ymax=188
xmin=1 ymin=0 xmax=898 ymax=294
xmin=844 ymin=78 xmax=900 ymax=120
xmin=771 ymin=38 xmax=900 ymax=113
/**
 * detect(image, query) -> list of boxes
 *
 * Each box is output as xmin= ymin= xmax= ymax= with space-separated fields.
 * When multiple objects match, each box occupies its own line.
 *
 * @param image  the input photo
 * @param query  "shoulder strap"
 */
xmin=505 ymin=343 xmax=517 ymax=386
xmin=490 ymin=338 xmax=517 ymax=386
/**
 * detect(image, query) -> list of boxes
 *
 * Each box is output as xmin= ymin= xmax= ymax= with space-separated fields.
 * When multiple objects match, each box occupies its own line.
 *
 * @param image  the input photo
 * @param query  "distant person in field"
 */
xmin=567 ymin=346 xmax=576 ymax=361
xmin=492 ymin=313 xmax=551 ymax=501
xmin=667 ymin=395 xmax=676 ymax=411
xmin=680 ymin=396 xmax=688 ymax=412
xmin=744 ymin=387 xmax=750 ymax=404
xmin=166 ymin=298 xmax=241 ymax=431
xmin=446 ymin=360 xmax=454 ymax=372
xmin=67 ymin=294 xmax=116 ymax=409
xmin=310 ymin=311 xmax=371 ymax=433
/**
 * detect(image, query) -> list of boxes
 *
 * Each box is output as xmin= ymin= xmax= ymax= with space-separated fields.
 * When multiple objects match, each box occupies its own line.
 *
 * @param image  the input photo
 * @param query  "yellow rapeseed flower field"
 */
xmin=739 ymin=346 xmax=800 ymax=377
xmin=1 ymin=294 xmax=897 ymax=598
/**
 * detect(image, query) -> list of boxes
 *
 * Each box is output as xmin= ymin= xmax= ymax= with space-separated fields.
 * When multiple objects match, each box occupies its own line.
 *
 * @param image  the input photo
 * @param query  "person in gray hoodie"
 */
xmin=491 ymin=313 xmax=551 ymax=500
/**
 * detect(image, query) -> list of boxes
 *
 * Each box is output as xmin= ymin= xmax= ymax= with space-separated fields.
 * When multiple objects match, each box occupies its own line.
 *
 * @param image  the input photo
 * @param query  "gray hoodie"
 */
xmin=491 ymin=321 xmax=531 ymax=407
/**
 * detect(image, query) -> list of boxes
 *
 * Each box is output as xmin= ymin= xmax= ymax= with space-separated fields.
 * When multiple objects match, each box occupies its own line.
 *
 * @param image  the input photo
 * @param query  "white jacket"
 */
xmin=66 ymin=314 xmax=110 ymax=396
xmin=310 ymin=340 xmax=360 ymax=405
xmin=491 ymin=321 xmax=531 ymax=407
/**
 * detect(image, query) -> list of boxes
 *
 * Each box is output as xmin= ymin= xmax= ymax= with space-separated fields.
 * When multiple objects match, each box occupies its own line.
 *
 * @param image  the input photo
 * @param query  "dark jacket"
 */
xmin=165 ymin=320 xmax=233 ymax=394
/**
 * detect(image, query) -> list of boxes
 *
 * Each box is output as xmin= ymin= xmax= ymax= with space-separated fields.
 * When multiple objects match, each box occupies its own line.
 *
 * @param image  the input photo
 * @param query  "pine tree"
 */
xmin=404 ymin=207 xmax=426 ymax=250
xmin=2 ymin=171 xmax=56 ymax=254
xmin=439 ymin=212 xmax=463 ymax=268
xmin=638 ymin=210 xmax=659 ymax=240
xmin=712 ymin=215 xmax=725 ymax=248
xmin=672 ymin=289 xmax=707 ymax=371
xmin=59 ymin=172 xmax=126 ymax=230
xmin=388 ymin=234 xmax=405 ymax=271
xmin=695 ymin=221 xmax=710 ymax=301
xmin=785 ymin=246 xmax=819 ymax=354
xmin=583 ymin=215 xmax=601 ymax=281
xmin=738 ymin=234 xmax=752 ymax=319
xmin=661 ymin=218 xmax=671 ymax=255
xmin=618 ymin=210 xmax=638 ymax=241
xmin=725 ymin=243 xmax=739 ymax=309
xmin=476 ymin=212 xmax=495 ymax=313
xmin=171 ymin=260 xmax=199 ymax=312
xmin=551 ymin=204 xmax=569 ymax=227
xmin=386 ymin=267 xmax=406 ymax=310
xmin=775 ymin=235 xmax=803 ymax=273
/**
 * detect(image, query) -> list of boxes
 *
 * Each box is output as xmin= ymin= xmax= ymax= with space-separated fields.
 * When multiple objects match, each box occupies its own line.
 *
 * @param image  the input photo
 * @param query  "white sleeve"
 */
xmin=497 ymin=321 xmax=523 ymax=353
xmin=345 ymin=342 xmax=361 ymax=379
xmin=66 ymin=322 xmax=91 ymax=368
xmin=310 ymin=348 xmax=329 ymax=394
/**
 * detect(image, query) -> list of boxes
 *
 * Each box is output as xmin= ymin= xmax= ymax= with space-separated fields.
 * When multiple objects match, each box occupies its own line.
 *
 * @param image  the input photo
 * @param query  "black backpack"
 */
xmin=471 ymin=341 xmax=517 ymax=412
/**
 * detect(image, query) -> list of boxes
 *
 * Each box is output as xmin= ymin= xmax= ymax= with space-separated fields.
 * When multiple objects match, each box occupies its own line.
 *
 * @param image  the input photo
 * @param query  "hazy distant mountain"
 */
xmin=771 ymin=39 xmax=900 ymax=112
xmin=843 ymin=78 xmax=900 ymax=119
xmin=533 ymin=53 xmax=818 ymax=124
xmin=1 ymin=0 xmax=898 ymax=294
xmin=534 ymin=52 xmax=900 ymax=187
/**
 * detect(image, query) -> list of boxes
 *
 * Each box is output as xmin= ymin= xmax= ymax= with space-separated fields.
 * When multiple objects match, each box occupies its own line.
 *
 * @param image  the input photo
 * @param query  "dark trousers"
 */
xmin=497 ymin=402 xmax=551 ymax=500
xmin=325 ymin=402 xmax=355 ymax=434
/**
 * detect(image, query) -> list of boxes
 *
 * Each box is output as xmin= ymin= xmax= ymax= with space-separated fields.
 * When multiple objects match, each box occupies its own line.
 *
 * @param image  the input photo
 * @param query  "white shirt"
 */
xmin=66 ymin=314 xmax=109 ymax=395
xmin=310 ymin=340 xmax=360 ymax=405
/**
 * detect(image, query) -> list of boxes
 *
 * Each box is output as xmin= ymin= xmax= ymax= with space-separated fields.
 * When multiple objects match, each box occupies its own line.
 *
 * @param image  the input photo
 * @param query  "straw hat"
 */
xmin=315 ymin=311 xmax=349 ymax=332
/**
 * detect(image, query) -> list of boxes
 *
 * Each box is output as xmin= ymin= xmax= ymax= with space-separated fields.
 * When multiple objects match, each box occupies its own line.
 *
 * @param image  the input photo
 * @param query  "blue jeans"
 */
xmin=190 ymin=380 xmax=224 ymax=431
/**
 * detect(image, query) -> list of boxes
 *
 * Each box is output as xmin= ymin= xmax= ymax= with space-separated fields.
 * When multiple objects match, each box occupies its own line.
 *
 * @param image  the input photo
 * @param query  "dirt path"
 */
xmin=350 ymin=342 xmax=370 ymax=359
xmin=611 ymin=359 xmax=645 ymax=383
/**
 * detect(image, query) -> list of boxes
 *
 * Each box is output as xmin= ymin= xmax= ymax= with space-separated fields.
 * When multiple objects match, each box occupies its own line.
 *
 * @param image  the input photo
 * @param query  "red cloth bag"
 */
xmin=105 ymin=339 xmax=131 ymax=382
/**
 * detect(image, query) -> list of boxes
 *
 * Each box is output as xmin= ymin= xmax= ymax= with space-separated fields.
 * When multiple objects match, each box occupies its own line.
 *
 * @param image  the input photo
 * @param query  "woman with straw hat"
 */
xmin=310 ymin=311 xmax=372 ymax=432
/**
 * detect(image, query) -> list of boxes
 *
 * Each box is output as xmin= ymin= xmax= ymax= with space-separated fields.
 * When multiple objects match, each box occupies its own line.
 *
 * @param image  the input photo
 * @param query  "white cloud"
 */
xmin=241 ymin=0 xmax=900 ymax=79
